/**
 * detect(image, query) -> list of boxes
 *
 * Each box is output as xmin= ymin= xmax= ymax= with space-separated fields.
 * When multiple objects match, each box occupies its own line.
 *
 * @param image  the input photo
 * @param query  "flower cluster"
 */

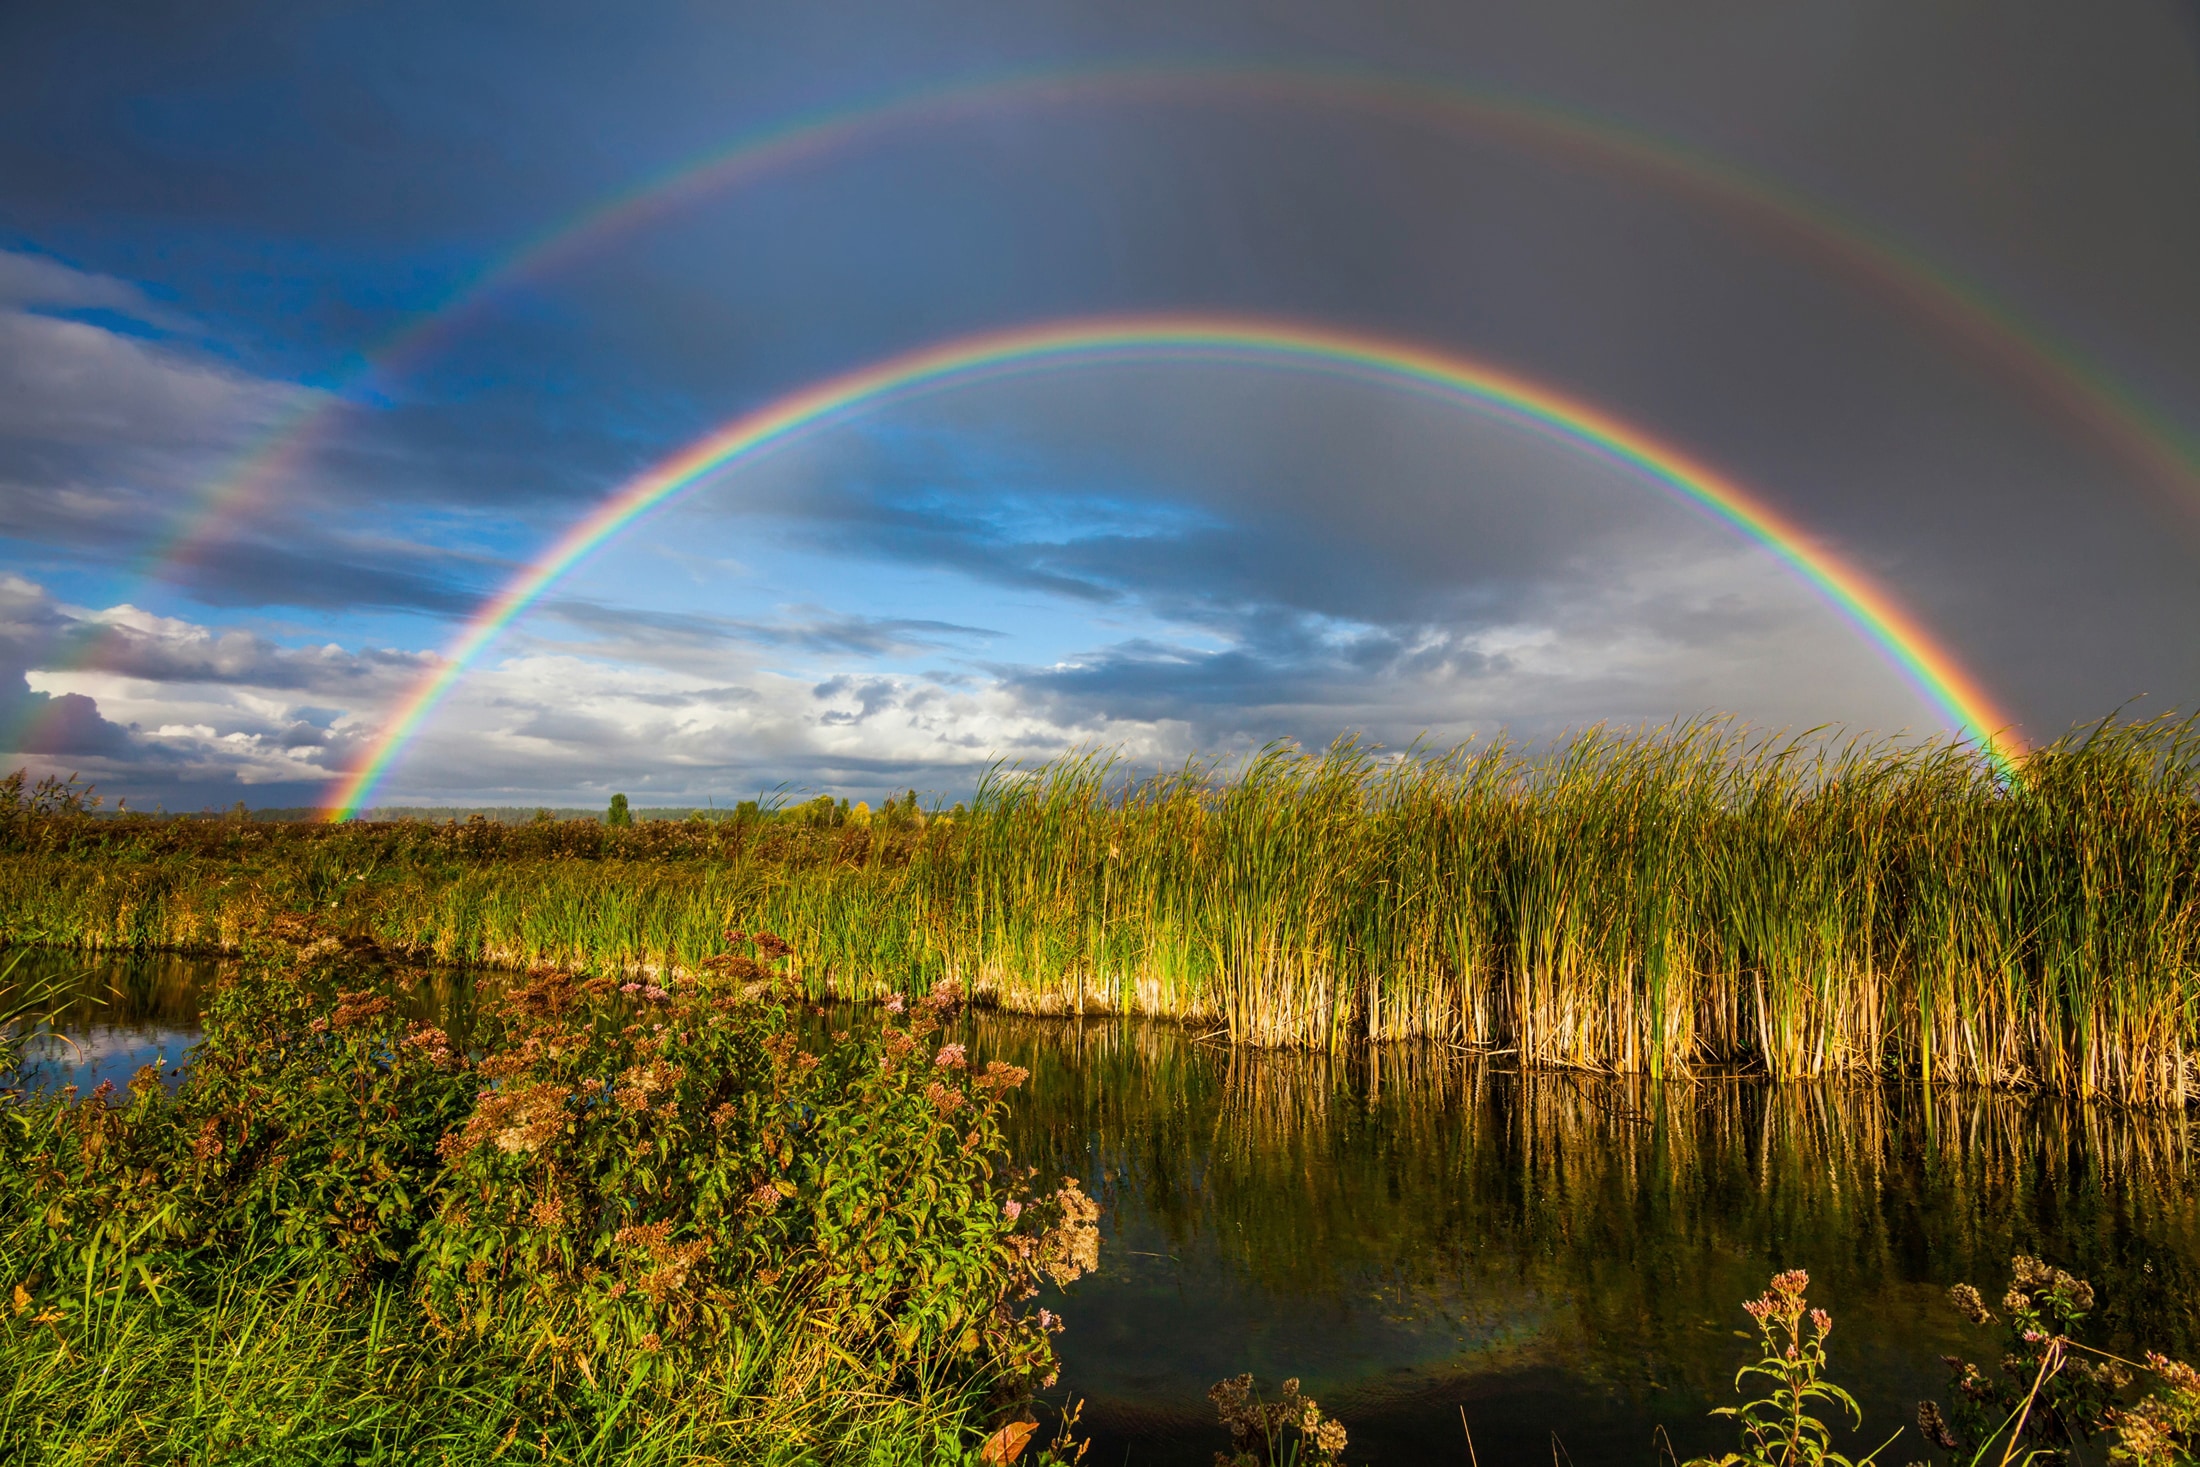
xmin=2112 ymin=1353 xmax=2200 ymax=1467
xmin=1689 ymin=1270 xmax=1857 ymax=1467
xmin=1922 ymin=1255 xmax=2138 ymax=1464
xmin=1206 ymin=1374 xmax=1348 ymax=1467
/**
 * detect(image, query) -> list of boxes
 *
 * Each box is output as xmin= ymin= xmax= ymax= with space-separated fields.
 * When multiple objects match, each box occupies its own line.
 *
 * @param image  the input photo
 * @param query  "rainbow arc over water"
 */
xmin=322 ymin=314 xmax=2025 ymax=817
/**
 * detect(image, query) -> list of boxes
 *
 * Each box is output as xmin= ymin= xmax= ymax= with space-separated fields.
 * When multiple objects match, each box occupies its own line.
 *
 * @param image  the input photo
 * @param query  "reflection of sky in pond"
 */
xmin=6 ymin=951 xmax=2199 ymax=1465
xmin=2 ymin=948 xmax=218 ymax=1096
xmin=13 ymin=1027 xmax=196 ymax=1096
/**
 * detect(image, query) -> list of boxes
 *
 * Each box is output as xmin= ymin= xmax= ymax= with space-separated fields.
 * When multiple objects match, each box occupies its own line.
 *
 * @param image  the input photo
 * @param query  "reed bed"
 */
xmin=5 ymin=713 xmax=2198 ymax=1101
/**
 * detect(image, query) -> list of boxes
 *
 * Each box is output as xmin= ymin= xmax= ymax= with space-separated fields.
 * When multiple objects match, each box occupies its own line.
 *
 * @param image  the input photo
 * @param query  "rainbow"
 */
xmin=27 ymin=62 xmax=2184 ymax=762
xmin=144 ymin=62 xmax=2200 ymax=585
xmin=322 ymin=314 xmax=2025 ymax=817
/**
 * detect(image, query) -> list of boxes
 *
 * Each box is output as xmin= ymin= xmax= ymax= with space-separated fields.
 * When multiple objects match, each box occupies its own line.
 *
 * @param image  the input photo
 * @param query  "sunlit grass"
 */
xmin=5 ymin=711 xmax=2197 ymax=1101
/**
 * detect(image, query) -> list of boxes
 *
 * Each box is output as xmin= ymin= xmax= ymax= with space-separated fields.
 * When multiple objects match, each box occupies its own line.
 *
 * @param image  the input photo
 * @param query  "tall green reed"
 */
xmin=5 ymin=711 xmax=2196 ymax=1101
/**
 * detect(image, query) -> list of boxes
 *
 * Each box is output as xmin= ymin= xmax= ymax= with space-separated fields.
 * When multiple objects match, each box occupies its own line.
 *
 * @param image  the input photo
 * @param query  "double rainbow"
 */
xmin=322 ymin=315 xmax=2024 ymax=817
xmin=136 ymin=63 xmax=2200 ymax=592
xmin=20 ymin=63 xmax=2174 ymax=766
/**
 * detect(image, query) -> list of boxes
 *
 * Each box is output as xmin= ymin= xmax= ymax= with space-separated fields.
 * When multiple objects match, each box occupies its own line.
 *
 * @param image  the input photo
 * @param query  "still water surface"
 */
xmin=7 ymin=948 xmax=2199 ymax=1464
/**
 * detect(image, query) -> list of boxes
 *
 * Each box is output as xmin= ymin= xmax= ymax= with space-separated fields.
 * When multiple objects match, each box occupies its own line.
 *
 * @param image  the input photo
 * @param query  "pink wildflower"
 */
xmin=884 ymin=993 xmax=906 ymax=1014
xmin=620 ymin=982 xmax=643 ymax=995
xmin=934 ymin=1043 xmax=966 ymax=1069
xmin=1004 ymin=1199 xmax=1023 ymax=1221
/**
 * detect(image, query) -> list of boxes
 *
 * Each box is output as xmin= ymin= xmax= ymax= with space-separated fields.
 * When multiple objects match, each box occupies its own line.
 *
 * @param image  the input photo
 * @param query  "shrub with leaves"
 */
xmin=1919 ymin=1256 xmax=2133 ymax=1464
xmin=0 ymin=917 xmax=1095 ymax=1455
xmin=0 ymin=917 xmax=473 ymax=1311
xmin=415 ymin=937 xmax=1095 ymax=1398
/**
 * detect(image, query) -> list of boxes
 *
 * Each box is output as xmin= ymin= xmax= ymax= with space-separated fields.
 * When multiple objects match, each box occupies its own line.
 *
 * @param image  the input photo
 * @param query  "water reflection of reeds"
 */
xmin=974 ymin=1011 xmax=2200 ymax=1386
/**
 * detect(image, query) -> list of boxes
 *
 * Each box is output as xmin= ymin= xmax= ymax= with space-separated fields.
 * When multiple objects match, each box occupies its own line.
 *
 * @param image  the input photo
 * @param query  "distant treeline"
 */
xmin=32 ymin=797 xmax=944 ymax=826
xmin=4 ymin=716 xmax=2198 ymax=1103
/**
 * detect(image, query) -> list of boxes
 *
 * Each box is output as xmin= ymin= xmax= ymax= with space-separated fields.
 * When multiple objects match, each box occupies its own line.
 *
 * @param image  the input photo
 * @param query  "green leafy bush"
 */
xmin=415 ymin=933 xmax=1096 ymax=1397
xmin=0 ymin=917 xmax=1094 ymax=1457
xmin=2 ymin=919 xmax=473 ymax=1308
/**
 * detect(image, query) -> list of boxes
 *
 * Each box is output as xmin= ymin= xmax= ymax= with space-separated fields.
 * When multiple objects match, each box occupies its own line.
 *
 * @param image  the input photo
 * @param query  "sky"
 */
xmin=2 ymin=0 xmax=2197 ymax=812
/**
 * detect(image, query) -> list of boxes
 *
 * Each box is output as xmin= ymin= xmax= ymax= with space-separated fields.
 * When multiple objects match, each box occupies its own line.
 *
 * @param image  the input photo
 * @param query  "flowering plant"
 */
xmin=0 ymin=917 xmax=1098 ymax=1447
xmin=1206 ymin=1373 xmax=1349 ymax=1466
xmin=1689 ymin=1270 xmax=1893 ymax=1467
xmin=1 ymin=917 xmax=473 ymax=1309
xmin=414 ymin=935 xmax=1097 ymax=1397
xmin=1922 ymin=1256 xmax=2159 ymax=1466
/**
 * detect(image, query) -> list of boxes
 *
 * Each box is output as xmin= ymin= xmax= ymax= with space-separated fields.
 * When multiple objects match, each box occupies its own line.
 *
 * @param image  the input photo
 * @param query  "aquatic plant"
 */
xmin=2108 ymin=1355 xmax=2200 ymax=1466
xmin=4 ymin=708 xmax=2198 ymax=1100
xmin=1910 ymin=1255 xmax=2200 ymax=1467
xmin=1206 ymin=1373 xmax=1349 ymax=1466
xmin=1697 ymin=1264 xmax=2200 ymax=1467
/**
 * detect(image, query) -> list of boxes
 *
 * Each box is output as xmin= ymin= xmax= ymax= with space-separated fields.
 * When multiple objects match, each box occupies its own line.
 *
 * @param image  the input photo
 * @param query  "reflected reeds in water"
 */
xmin=968 ymin=1012 xmax=2200 ymax=1465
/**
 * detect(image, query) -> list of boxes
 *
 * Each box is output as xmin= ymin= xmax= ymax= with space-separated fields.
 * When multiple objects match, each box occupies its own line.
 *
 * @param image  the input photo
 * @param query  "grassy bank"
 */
xmin=0 ymin=924 xmax=1098 ymax=1464
xmin=5 ymin=714 xmax=2199 ymax=1101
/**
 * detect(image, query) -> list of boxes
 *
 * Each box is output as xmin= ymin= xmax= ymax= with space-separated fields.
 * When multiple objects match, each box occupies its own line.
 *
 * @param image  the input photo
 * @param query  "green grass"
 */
xmin=0 ymin=1273 xmax=1006 ymax=1465
xmin=5 ymin=712 xmax=2198 ymax=1101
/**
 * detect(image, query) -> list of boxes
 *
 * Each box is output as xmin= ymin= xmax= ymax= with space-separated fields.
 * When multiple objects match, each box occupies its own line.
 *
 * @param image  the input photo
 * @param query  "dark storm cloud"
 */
xmin=165 ymin=533 xmax=490 ymax=616
xmin=0 ymin=579 xmax=126 ymax=757
xmin=540 ymin=599 xmax=1000 ymax=658
xmin=0 ymin=685 xmax=131 ymax=757
xmin=1 ymin=0 xmax=2196 ymax=808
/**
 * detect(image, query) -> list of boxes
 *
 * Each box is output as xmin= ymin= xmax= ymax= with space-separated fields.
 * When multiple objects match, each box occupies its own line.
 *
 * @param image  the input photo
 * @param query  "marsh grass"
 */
xmin=6 ymin=713 xmax=2198 ymax=1101
xmin=0 ymin=1269 xmax=1023 ymax=1465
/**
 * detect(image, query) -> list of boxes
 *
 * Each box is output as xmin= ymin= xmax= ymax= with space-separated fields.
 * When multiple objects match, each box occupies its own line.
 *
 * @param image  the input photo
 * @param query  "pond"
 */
xmin=6 ymin=947 xmax=2199 ymax=1464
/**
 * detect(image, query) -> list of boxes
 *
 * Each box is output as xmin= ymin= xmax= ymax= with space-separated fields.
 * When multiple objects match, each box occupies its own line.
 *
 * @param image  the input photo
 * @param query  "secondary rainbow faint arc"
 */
xmin=39 ymin=59 xmax=2182 ymax=764
xmin=159 ymin=61 xmax=2200 ymax=586
xmin=323 ymin=314 xmax=2025 ymax=817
